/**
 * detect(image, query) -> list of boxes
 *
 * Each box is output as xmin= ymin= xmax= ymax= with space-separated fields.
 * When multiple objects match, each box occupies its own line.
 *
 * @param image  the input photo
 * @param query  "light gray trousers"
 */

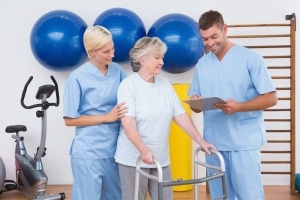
xmin=118 ymin=164 xmax=173 ymax=200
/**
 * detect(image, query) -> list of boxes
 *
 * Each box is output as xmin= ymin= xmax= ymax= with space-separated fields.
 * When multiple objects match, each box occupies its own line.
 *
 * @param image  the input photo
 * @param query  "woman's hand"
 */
xmin=107 ymin=102 xmax=128 ymax=122
xmin=140 ymin=146 xmax=155 ymax=165
xmin=198 ymin=139 xmax=216 ymax=155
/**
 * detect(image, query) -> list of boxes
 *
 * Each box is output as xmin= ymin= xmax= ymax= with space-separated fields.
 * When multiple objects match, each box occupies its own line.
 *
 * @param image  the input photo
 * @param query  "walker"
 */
xmin=134 ymin=147 xmax=228 ymax=200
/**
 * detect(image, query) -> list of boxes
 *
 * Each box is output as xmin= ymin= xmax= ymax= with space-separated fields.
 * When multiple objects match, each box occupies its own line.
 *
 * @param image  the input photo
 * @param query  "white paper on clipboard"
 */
xmin=183 ymin=97 xmax=226 ymax=111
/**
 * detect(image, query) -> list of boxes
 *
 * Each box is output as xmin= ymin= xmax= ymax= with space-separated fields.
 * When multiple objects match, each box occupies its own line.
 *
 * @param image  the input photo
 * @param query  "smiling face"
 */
xmin=200 ymin=23 xmax=228 ymax=56
xmin=198 ymin=10 xmax=232 ymax=59
xmin=129 ymin=37 xmax=167 ymax=81
xmin=90 ymin=40 xmax=115 ymax=67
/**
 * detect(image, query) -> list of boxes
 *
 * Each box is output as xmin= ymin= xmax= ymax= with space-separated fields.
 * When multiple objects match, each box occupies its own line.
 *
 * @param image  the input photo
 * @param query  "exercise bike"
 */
xmin=0 ymin=75 xmax=65 ymax=199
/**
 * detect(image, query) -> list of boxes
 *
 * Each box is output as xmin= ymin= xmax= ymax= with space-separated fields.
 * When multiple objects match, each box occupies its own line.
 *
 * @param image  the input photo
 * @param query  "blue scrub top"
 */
xmin=63 ymin=62 xmax=127 ymax=159
xmin=189 ymin=45 xmax=276 ymax=151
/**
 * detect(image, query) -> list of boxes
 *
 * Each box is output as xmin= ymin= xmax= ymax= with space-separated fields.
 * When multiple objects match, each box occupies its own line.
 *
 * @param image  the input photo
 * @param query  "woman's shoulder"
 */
xmin=155 ymin=75 xmax=168 ymax=82
xmin=155 ymin=76 xmax=172 ymax=86
xmin=67 ymin=62 xmax=91 ymax=78
xmin=120 ymin=73 xmax=136 ymax=84
xmin=109 ymin=62 xmax=124 ymax=69
xmin=109 ymin=62 xmax=127 ymax=73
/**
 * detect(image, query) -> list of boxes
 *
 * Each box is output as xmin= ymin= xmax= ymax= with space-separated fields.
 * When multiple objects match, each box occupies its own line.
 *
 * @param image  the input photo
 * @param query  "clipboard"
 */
xmin=183 ymin=97 xmax=226 ymax=111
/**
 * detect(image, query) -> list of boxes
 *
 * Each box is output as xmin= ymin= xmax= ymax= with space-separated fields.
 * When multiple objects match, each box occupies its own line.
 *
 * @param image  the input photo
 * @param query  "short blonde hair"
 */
xmin=129 ymin=37 xmax=167 ymax=72
xmin=83 ymin=25 xmax=112 ymax=58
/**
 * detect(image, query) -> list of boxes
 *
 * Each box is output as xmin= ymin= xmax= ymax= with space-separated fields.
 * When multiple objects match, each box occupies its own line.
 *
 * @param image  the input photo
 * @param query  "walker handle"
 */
xmin=194 ymin=147 xmax=226 ymax=200
xmin=134 ymin=156 xmax=163 ymax=200
xmin=194 ymin=147 xmax=225 ymax=172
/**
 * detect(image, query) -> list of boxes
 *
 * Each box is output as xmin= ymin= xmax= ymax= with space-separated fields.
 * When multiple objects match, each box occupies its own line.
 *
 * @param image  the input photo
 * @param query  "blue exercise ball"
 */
xmin=148 ymin=13 xmax=205 ymax=74
xmin=30 ymin=10 xmax=88 ymax=71
xmin=296 ymin=173 xmax=300 ymax=191
xmin=0 ymin=157 xmax=5 ymax=189
xmin=94 ymin=8 xmax=146 ymax=62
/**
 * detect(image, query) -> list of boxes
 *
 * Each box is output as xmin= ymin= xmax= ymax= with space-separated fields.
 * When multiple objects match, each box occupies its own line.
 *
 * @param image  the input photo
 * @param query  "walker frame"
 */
xmin=134 ymin=147 xmax=228 ymax=200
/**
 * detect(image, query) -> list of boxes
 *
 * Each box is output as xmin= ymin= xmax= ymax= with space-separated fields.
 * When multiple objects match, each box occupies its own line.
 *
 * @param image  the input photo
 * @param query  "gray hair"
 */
xmin=83 ymin=25 xmax=112 ymax=58
xmin=129 ymin=37 xmax=167 ymax=72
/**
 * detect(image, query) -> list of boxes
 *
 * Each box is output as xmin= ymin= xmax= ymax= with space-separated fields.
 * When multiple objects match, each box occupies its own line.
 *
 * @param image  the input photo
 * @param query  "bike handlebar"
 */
xmin=21 ymin=75 xmax=60 ymax=109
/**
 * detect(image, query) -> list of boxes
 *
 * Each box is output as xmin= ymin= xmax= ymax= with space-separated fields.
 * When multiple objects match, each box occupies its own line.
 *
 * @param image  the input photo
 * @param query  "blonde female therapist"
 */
xmin=63 ymin=25 xmax=128 ymax=200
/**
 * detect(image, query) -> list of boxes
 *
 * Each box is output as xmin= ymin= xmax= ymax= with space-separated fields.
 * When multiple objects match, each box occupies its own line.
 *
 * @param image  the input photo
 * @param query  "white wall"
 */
xmin=0 ymin=0 xmax=298 ymax=185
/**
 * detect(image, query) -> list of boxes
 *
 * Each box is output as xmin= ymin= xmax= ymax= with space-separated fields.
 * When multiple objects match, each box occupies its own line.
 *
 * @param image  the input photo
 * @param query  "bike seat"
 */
xmin=5 ymin=125 xmax=27 ymax=133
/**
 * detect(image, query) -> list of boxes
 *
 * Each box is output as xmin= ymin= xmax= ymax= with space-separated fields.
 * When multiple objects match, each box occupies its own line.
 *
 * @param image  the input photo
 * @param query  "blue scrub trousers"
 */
xmin=71 ymin=157 xmax=121 ymax=200
xmin=206 ymin=150 xmax=264 ymax=200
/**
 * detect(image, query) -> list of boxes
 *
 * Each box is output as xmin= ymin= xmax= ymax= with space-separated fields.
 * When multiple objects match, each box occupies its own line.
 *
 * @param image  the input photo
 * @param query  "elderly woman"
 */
xmin=114 ymin=36 xmax=215 ymax=200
